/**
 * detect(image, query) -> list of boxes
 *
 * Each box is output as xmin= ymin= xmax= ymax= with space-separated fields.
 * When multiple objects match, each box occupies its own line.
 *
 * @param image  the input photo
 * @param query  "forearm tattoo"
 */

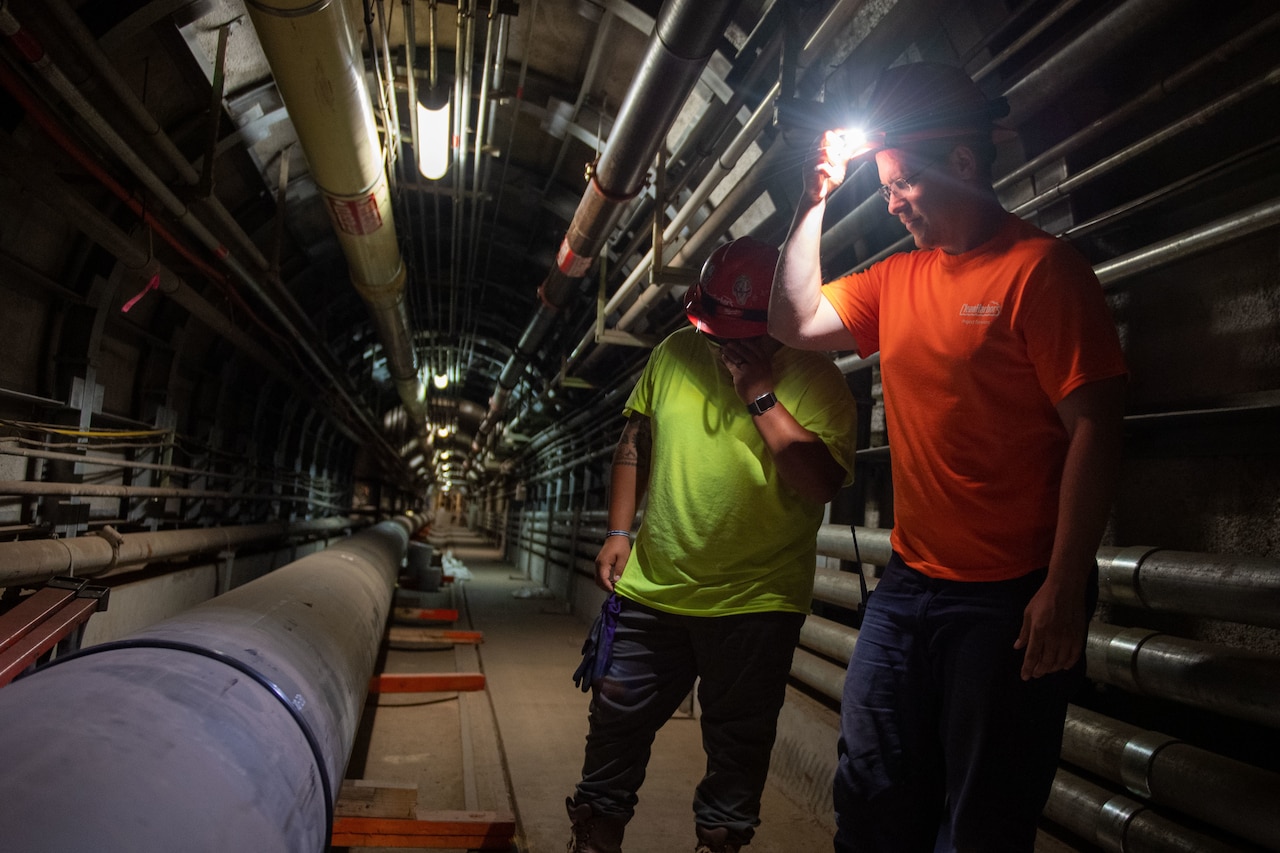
xmin=614 ymin=416 xmax=651 ymax=471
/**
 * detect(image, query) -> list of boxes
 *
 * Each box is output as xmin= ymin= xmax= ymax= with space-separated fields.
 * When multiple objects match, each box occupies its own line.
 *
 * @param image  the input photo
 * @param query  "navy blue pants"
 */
xmin=574 ymin=597 xmax=805 ymax=842
xmin=833 ymin=554 xmax=1093 ymax=853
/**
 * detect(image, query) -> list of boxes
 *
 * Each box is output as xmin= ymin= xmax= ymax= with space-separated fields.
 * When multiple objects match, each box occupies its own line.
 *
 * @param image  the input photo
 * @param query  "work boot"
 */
xmin=694 ymin=825 xmax=742 ymax=853
xmin=565 ymin=797 xmax=626 ymax=853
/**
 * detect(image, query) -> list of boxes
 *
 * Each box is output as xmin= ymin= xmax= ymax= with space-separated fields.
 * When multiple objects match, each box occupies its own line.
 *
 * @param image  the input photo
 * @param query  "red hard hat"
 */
xmin=685 ymin=237 xmax=779 ymax=339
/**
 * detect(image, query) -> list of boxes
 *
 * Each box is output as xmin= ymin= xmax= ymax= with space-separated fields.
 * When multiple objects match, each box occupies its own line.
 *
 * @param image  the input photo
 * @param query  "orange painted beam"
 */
xmin=331 ymin=810 xmax=515 ymax=849
xmin=368 ymin=672 xmax=486 ymax=693
xmin=394 ymin=607 xmax=459 ymax=622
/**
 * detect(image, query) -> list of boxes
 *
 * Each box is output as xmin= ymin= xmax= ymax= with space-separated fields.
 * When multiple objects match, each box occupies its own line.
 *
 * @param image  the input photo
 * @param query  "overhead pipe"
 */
xmin=0 ymin=10 xmax=402 ymax=465
xmin=819 ymin=0 xmax=1210 ymax=275
xmin=245 ymin=0 xmax=426 ymax=427
xmin=0 ymin=516 xmax=360 ymax=589
xmin=568 ymin=0 xmax=865 ymax=373
xmin=472 ymin=0 xmax=744 ymax=459
xmin=40 ymin=0 xmax=277 ymax=281
xmin=0 ymin=516 xmax=414 ymax=852
xmin=1062 ymin=706 xmax=1280 ymax=850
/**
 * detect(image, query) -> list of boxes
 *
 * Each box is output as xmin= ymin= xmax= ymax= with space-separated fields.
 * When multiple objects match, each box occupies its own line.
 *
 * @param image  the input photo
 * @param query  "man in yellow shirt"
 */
xmin=565 ymin=237 xmax=859 ymax=853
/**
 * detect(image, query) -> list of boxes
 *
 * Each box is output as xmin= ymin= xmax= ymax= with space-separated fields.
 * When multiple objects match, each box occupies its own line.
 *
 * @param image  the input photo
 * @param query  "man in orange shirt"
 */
xmin=768 ymin=62 xmax=1127 ymax=852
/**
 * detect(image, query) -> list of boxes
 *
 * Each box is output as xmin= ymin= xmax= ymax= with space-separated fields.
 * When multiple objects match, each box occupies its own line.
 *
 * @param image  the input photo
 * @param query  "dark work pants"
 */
xmin=574 ymin=597 xmax=805 ymax=843
xmin=833 ymin=553 xmax=1093 ymax=853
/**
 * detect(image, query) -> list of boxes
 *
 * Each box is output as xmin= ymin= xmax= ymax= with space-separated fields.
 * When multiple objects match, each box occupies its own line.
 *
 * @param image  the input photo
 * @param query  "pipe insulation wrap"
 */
xmin=0 ymin=517 xmax=413 ymax=852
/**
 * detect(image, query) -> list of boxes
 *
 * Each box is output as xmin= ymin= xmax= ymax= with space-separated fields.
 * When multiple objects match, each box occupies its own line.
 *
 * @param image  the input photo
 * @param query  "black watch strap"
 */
xmin=746 ymin=391 xmax=778 ymax=416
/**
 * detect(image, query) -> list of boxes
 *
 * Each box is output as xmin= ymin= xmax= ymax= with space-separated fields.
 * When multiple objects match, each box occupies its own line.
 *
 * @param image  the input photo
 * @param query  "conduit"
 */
xmin=0 ymin=516 xmax=414 ymax=852
xmin=1097 ymin=545 xmax=1280 ymax=629
xmin=569 ymin=0 xmax=865 ymax=374
xmin=812 ymin=527 xmax=1280 ymax=631
xmin=244 ymin=0 xmax=425 ymax=427
xmin=0 ymin=13 xmax=397 ymax=459
xmin=41 ymin=0 xmax=273 ymax=279
xmin=1044 ymin=767 xmax=1242 ymax=853
xmin=471 ymin=0 xmax=743 ymax=460
xmin=0 ymin=516 xmax=358 ymax=588
xmin=1086 ymin=623 xmax=1280 ymax=728
xmin=1061 ymin=706 xmax=1280 ymax=850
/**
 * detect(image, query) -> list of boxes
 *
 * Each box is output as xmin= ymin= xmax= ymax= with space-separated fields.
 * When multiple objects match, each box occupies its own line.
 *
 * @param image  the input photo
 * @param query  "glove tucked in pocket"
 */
xmin=572 ymin=593 xmax=622 ymax=692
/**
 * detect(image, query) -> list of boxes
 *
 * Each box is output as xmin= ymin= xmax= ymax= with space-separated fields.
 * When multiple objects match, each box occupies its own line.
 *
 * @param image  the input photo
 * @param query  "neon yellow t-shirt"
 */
xmin=614 ymin=326 xmax=858 ymax=616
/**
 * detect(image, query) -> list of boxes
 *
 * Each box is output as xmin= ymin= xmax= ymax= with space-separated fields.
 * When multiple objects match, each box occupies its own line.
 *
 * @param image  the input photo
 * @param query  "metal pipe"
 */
xmin=789 ymin=646 xmax=848 ymax=701
xmin=41 ymin=0 xmax=272 ymax=274
xmin=799 ymin=613 xmax=857 ymax=666
xmin=0 ymin=10 xmax=396 ymax=459
xmin=1096 ymin=197 xmax=1280 ymax=288
xmin=1086 ymin=623 xmax=1280 ymax=728
xmin=245 ymin=0 xmax=425 ymax=426
xmin=568 ymin=0 xmax=863 ymax=373
xmin=0 ymin=516 xmax=358 ymax=589
xmin=1061 ymin=706 xmax=1280 ymax=850
xmin=0 ymin=516 xmax=414 ymax=852
xmin=1098 ymin=545 xmax=1280 ymax=629
xmin=813 ymin=527 xmax=1280 ymax=630
xmin=1001 ymin=0 xmax=1200 ymax=124
xmin=0 ymin=479 xmax=339 ymax=509
xmin=474 ymin=0 xmax=743 ymax=455
xmin=1044 ymin=767 xmax=1243 ymax=853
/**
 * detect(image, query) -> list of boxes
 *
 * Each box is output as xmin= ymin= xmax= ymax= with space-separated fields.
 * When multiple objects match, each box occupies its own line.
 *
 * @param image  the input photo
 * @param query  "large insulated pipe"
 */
xmin=245 ymin=0 xmax=425 ymax=426
xmin=0 ymin=516 xmax=414 ymax=852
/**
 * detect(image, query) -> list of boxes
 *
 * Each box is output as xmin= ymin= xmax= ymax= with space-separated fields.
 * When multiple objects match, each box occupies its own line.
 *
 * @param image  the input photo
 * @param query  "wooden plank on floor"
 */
xmin=368 ymin=672 xmax=486 ymax=693
xmin=335 ymin=780 xmax=418 ymax=819
xmin=387 ymin=626 xmax=484 ymax=646
xmin=331 ymin=810 xmax=515 ymax=849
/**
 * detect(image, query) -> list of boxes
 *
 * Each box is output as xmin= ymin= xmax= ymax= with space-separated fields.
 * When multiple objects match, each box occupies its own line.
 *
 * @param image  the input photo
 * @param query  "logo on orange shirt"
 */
xmin=960 ymin=301 xmax=1001 ymax=325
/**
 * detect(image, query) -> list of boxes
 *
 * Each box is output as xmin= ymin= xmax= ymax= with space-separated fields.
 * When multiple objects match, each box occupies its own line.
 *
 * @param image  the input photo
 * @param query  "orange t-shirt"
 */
xmin=822 ymin=214 xmax=1126 ymax=581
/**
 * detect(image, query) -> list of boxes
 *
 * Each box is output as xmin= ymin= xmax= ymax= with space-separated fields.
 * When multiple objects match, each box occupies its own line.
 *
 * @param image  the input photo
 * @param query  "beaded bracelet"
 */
xmin=606 ymin=529 xmax=632 ymax=540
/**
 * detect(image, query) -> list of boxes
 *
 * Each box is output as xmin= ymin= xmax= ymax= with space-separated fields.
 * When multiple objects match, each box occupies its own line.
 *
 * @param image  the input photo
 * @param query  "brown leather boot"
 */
xmin=694 ymin=825 xmax=742 ymax=853
xmin=565 ymin=797 xmax=626 ymax=853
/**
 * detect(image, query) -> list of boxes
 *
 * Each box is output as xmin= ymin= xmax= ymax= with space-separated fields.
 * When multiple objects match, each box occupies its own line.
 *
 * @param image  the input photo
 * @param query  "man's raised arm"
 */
xmin=769 ymin=131 xmax=859 ymax=352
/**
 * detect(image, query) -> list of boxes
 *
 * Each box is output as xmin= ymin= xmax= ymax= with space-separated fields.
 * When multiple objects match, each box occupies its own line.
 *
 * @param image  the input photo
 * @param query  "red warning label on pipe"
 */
xmin=557 ymin=240 xmax=592 ymax=277
xmin=326 ymin=194 xmax=383 ymax=236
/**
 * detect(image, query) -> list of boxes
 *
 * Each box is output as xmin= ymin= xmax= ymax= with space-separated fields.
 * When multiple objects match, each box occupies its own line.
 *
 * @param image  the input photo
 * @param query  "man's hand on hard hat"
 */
xmin=804 ymin=130 xmax=852 ymax=204
xmin=718 ymin=335 xmax=776 ymax=402
xmin=594 ymin=534 xmax=631 ymax=593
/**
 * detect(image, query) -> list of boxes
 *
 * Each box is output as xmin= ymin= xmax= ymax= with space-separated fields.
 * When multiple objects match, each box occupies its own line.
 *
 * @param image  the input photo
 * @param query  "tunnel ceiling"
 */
xmin=0 ymin=0 xmax=805 ymax=491
xmin=3 ymin=0 xmax=1275 ymax=496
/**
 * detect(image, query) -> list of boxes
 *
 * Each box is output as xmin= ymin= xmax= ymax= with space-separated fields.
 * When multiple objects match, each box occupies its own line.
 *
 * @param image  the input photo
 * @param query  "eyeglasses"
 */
xmin=877 ymin=158 xmax=941 ymax=203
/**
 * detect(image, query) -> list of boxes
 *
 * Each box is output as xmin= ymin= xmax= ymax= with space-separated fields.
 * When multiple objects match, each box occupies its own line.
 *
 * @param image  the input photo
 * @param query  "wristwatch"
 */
xmin=746 ymin=391 xmax=778 ymax=416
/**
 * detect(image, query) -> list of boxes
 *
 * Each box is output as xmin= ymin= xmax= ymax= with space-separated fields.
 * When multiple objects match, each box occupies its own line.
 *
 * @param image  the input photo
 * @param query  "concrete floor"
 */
xmin=342 ymin=524 xmax=838 ymax=853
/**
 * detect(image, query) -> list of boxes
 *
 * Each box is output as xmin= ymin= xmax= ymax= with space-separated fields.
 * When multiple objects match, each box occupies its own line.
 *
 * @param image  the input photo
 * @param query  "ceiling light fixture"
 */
xmin=417 ymin=90 xmax=451 ymax=181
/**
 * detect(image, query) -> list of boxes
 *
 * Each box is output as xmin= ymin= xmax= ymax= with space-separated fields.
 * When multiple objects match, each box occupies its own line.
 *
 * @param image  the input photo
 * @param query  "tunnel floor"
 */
xmin=340 ymin=523 xmax=837 ymax=852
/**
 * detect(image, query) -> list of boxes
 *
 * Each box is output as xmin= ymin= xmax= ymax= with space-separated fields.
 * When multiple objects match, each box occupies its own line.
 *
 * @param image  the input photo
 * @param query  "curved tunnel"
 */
xmin=0 ymin=0 xmax=1277 ymax=850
